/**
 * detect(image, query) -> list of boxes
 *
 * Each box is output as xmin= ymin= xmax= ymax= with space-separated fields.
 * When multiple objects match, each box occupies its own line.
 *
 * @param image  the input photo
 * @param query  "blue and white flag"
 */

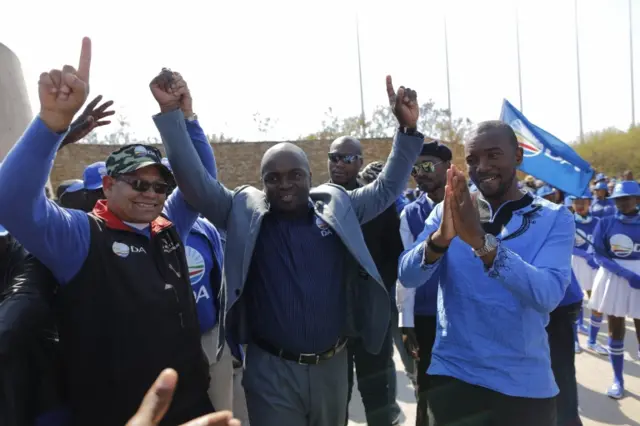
xmin=500 ymin=99 xmax=594 ymax=196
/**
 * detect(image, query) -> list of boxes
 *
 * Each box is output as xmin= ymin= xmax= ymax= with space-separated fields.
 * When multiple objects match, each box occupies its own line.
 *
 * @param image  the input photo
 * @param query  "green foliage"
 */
xmin=574 ymin=125 xmax=640 ymax=176
xmin=301 ymin=101 xmax=473 ymax=143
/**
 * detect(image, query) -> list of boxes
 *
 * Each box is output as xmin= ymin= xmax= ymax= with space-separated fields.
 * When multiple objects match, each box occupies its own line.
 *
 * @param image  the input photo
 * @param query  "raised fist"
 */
xmin=150 ymin=69 xmax=192 ymax=115
xmin=385 ymin=75 xmax=419 ymax=129
xmin=39 ymin=37 xmax=92 ymax=133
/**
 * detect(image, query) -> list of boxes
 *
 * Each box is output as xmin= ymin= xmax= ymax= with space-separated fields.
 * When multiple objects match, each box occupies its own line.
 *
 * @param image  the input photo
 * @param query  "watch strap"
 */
xmin=185 ymin=113 xmax=198 ymax=122
xmin=473 ymin=234 xmax=499 ymax=257
xmin=398 ymin=126 xmax=424 ymax=139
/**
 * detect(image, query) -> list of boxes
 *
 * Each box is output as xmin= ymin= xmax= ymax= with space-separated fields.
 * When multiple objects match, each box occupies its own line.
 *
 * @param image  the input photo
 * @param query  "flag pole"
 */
xmin=515 ymin=5 xmax=524 ymax=112
xmin=356 ymin=14 xmax=366 ymax=136
xmin=444 ymin=15 xmax=452 ymax=126
xmin=574 ymin=0 xmax=585 ymax=142
xmin=629 ymin=0 xmax=636 ymax=127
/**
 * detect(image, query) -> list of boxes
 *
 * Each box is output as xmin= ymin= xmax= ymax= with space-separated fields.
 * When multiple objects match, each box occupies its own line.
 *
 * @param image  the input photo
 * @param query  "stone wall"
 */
xmin=51 ymin=139 xmax=466 ymax=191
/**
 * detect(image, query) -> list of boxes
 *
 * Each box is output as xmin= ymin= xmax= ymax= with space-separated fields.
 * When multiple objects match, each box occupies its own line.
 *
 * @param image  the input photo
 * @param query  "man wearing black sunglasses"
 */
xmin=0 ymin=39 xmax=217 ymax=426
xmin=327 ymin=137 xmax=405 ymax=426
xmin=396 ymin=141 xmax=451 ymax=425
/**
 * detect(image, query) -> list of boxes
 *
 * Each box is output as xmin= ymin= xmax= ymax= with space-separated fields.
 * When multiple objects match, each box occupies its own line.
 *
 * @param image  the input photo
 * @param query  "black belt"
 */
xmin=253 ymin=337 xmax=348 ymax=365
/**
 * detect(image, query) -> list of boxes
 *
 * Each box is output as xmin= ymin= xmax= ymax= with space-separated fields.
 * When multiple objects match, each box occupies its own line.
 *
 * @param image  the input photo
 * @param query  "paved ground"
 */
xmin=347 ymin=318 xmax=640 ymax=426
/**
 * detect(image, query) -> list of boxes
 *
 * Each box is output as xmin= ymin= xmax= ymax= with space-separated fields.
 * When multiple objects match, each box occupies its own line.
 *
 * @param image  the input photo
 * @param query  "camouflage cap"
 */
xmin=105 ymin=144 xmax=169 ymax=177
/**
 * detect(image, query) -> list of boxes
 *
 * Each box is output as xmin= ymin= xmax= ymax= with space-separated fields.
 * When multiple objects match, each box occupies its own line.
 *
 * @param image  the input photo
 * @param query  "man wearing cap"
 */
xmin=82 ymin=161 xmax=107 ymax=210
xmin=0 ymin=55 xmax=217 ymax=425
xmin=327 ymin=137 xmax=405 ymax=426
xmin=588 ymin=180 xmax=640 ymax=399
xmin=396 ymin=141 xmax=451 ymax=426
xmin=56 ymin=179 xmax=85 ymax=210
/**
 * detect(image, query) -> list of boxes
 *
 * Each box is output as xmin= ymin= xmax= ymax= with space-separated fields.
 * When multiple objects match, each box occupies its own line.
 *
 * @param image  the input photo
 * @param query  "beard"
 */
xmin=475 ymin=169 xmax=517 ymax=200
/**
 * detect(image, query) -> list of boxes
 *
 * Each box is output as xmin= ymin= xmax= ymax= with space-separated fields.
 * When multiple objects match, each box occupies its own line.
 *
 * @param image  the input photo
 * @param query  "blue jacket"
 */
xmin=398 ymin=193 xmax=574 ymax=398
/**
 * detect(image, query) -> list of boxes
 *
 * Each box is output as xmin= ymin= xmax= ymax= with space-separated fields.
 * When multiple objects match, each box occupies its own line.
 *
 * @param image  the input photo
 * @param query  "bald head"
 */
xmin=261 ymin=142 xmax=310 ymax=175
xmin=261 ymin=142 xmax=312 ymax=214
xmin=330 ymin=136 xmax=362 ymax=155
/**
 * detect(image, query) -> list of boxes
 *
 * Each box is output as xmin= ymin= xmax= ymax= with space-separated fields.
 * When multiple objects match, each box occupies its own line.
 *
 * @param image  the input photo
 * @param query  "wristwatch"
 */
xmin=398 ymin=126 xmax=424 ymax=139
xmin=473 ymin=233 xmax=499 ymax=257
xmin=185 ymin=112 xmax=198 ymax=122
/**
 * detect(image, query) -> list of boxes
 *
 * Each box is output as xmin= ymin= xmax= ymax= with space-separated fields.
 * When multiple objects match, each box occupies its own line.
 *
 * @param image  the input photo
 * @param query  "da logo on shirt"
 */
xmin=610 ymin=234 xmax=637 ymax=258
xmin=510 ymin=119 xmax=543 ymax=158
xmin=186 ymin=246 xmax=206 ymax=284
xmin=112 ymin=242 xmax=130 ymax=258
xmin=315 ymin=215 xmax=333 ymax=237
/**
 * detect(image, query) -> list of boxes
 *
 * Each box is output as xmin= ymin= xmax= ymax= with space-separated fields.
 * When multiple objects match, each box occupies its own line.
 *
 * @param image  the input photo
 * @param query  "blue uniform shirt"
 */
xmin=402 ymin=194 xmax=438 ymax=316
xmin=186 ymin=218 xmax=223 ymax=334
xmin=591 ymin=212 xmax=640 ymax=285
xmin=398 ymin=193 xmax=574 ymax=398
xmin=591 ymin=198 xmax=615 ymax=218
xmin=246 ymin=204 xmax=346 ymax=354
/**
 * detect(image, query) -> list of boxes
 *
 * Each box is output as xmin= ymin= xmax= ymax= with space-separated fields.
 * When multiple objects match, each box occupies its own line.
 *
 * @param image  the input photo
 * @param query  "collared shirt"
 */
xmin=398 ymin=193 xmax=574 ymax=398
xmin=246 ymin=203 xmax=346 ymax=354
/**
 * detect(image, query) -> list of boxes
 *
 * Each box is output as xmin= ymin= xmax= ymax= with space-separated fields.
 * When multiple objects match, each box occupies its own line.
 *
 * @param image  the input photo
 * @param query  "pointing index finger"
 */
xmin=386 ymin=75 xmax=396 ymax=105
xmin=77 ymin=37 xmax=92 ymax=82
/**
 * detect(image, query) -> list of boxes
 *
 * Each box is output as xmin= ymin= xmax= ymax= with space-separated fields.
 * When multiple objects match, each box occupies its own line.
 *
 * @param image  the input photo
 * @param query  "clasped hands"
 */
xmin=431 ymin=165 xmax=486 ymax=251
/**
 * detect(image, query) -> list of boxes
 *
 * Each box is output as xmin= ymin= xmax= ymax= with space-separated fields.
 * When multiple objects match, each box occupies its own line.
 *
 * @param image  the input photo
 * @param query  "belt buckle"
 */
xmin=298 ymin=353 xmax=320 ymax=365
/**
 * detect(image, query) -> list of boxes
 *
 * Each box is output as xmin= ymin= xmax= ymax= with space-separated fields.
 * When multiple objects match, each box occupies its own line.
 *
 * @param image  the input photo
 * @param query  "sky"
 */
xmin=0 ymin=0 xmax=637 ymax=143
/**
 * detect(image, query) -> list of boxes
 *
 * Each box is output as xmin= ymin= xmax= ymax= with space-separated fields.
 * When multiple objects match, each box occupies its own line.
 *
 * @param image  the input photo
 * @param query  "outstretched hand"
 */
xmin=39 ymin=37 xmax=92 ymax=132
xmin=126 ymin=369 xmax=240 ymax=426
xmin=61 ymin=95 xmax=115 ymax=147
xmin=385 ymin=76 xmax=419 ymax=129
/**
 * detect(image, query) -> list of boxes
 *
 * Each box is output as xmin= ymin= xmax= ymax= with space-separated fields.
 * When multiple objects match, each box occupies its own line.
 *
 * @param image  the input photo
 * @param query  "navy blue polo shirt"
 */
xmin=246 ymin=203 xmax=346 ymax=354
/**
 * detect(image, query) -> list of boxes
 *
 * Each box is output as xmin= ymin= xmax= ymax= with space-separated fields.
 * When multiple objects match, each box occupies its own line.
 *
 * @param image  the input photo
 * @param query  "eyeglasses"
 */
xmin=117 ymin=176 xmax=170 ymax=194
xmin=411 ymin=161 xmax=442 ymax=176
xmin=328 ymin=153 xmax=362 ymax=164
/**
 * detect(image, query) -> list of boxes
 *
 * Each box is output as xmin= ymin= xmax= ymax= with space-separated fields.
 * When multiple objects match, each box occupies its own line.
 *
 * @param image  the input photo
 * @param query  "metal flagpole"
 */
xmin=444 ymin=15 xmax=452 ymax=126
xmin=515 ymin=5 xmax=524 ymax=112
xmin=574 ymin=0 xmax=585 ymax=143
xmin=356 ymin=14 xmax=366 ymax=135
xmin=629 ymin=0 xmax=636 ymax=127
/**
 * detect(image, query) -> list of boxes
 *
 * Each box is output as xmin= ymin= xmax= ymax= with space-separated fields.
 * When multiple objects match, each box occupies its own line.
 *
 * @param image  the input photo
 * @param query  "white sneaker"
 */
xmin=587 ymin=342 xmax=609 ymax=356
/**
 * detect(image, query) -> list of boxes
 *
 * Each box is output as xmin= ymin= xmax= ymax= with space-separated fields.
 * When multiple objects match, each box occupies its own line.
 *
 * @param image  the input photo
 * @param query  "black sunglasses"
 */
xmin=411 ymin=160 xmax=442 ymax=176
xmin=117 ymin=176 xmax=170 ymax=194
xmin=328 ymin=153 xmax=363 ymax=164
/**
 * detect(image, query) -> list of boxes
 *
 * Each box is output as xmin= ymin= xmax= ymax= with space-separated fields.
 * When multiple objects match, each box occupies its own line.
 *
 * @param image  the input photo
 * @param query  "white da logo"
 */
xmin=112 ymin=242 xmax=130 ymax=258
xmin=609 ymin=234 xmax=639 ymax=258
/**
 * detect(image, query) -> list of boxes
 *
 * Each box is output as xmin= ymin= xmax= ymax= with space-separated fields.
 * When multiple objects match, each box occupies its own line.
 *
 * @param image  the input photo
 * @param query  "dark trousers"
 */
xmin=547 ymin=302 xmax=583 ymax=426
xmin=427 ymin=375 xmax=557 ymax=426
xmin=346 ymin=321 xmax=394 ymax=426
xmin=415 ymin=315 xmax=437 ymax=426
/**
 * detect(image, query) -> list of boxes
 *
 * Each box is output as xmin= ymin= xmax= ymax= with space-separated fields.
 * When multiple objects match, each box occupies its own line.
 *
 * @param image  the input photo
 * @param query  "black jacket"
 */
xmin=55 ymin=202 xmax=210 ymax=426
xmin=0 ymin=238 xmax=66 ymax=426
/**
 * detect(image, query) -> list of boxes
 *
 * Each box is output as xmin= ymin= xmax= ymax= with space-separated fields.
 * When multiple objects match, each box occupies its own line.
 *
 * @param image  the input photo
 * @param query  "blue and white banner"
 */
xmin=500 ymin=99 xmax=594 ymax=196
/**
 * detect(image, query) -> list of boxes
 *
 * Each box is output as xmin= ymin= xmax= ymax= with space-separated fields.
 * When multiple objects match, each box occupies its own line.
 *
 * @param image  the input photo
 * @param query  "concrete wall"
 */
xmin=0 ymin=43 xmax=32 ymax=161
xmin=51 ymin=139 xmax=466 ymax=191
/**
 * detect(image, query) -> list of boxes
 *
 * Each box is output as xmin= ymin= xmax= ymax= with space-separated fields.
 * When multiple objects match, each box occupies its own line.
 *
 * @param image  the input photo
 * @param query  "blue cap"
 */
xmin=575 ymin=187 xmax=592 ymax=200
xmin=595 ymin=173 xmax=606 ymax=182
xmin=609 ymin=180 xmax=640 ymax=199
xmin=536 ymin=185 xmax=555 ymax=198
xmin=594 ymin=181 xmax=608 ymax=191
xmin=161 ymin=157 xmax=172 ymax=172
xmin=83 ymin=161 xmax=107 ymax=191
xmin=0 ymin=224 xmax=7 ymax=237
